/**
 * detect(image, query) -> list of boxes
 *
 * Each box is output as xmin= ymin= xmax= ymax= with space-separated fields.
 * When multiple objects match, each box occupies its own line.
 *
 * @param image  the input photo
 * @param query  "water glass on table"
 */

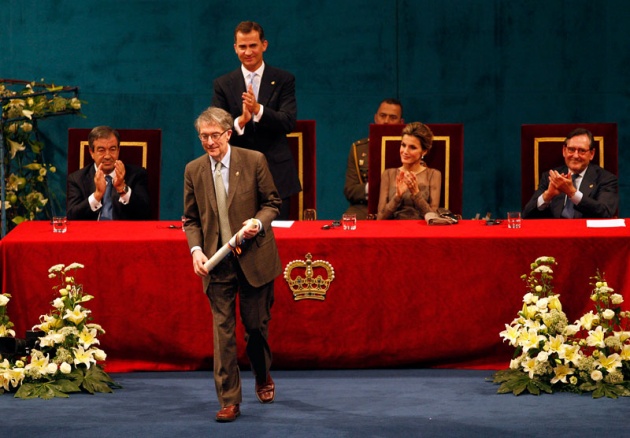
xmin=342 ymin=213 xmax=357 ymax=230
xmin=507 ymin=211 xmax=522 ymax=229
xmin=52 ymin=216 xmax=67 ymax=233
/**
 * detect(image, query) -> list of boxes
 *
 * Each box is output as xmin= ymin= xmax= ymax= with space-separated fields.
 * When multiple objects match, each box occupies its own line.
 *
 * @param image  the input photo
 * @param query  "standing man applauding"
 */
xmin=212 ymin=21 xmax=301 ymax=220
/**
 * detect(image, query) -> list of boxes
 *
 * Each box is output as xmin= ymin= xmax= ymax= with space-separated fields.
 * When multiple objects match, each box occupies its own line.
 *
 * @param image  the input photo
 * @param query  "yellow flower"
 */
xmin=7 ymin=138 xmax=26 ymax=159
xmin=545 ymin=334 xmax=565 ymax=353
xmin=548 ymin=295 xmax=562 ymax=311
xmin=551 ymin=363 xmax=574 ymax=384
xmin=519 ymin=329 xmax=545 ymax=352
xmin=591 ymin=370 xmax=603 ymax=381
xmin=586 ymin=326 xmax=606 ymax=348
xmin=619 ymin=344 xmax=630 ymax=361
xmin=25 ymin=352 xmax=50 ymax=373
xmin=596 ymin=353 xmax=622 ymax=372
xmin=558 ymin=344 xmax=581 ymax=366
xmin=522 ymin=357 xmax=537 ymax=378
xmin=63 ymin=305 xmax=90 ymax=325
xmin=0 ymin=368 xmax=25 ymax=391
xmin=521 ymin=303 xmax=538 ymax=319
xmin=602 ymin=309 xmax=616 ymax=320
xmin=0 ymin=325 xmax=16 ymax=337
xmin=580 ymin=311 xmax=598 ymax=330
xmin=499 ymin=324 xmax=520 ymax=346
xmin=78 ymin=328 xmax=100 ymax=348
xmin=72 ymin=346 xmax=96 ymax=369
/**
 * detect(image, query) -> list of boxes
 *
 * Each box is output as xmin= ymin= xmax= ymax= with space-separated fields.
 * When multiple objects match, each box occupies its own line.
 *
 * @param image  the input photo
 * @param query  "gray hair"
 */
xmin=195 ymin=107 xmax=233 ymax=132
xmin=88 ymin=126 xmax=120 ymax=151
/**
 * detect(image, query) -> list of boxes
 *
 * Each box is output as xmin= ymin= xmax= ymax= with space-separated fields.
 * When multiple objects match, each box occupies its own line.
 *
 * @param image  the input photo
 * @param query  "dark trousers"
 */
xmin=206 ymin=261 xmax=274 ymax=407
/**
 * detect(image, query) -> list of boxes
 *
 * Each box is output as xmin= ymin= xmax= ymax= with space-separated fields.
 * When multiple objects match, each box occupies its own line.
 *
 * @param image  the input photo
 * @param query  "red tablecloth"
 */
xmin=2 ymin=219 xmax=629 ymax=372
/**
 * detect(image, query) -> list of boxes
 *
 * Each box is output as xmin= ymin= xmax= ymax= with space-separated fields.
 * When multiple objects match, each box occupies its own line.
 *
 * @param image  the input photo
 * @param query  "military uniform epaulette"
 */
xmin=352 ymin=138 xmax=369 ymax=148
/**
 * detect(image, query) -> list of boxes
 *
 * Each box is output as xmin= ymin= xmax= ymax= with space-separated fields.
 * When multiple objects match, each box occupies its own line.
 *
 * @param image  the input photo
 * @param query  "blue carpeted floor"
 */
xmin=1 ymin=369 xmax=628 ymax=437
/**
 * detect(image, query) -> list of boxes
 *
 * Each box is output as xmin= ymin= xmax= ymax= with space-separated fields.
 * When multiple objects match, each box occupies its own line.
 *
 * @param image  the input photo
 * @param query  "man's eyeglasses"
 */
xmin=564 ymin=146 xmax=592 ymax=156
xmin=198 ymin=129 xmax=230 ymax=142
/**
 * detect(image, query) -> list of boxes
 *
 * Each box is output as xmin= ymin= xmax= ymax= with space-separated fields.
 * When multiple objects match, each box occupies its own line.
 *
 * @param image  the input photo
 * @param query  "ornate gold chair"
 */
xmin=286 ymin=120 xmax=317 ymax=220
xmin=520 ymin=123 xmax=618 ymax=209
xmin=367 ymin=123 xmax=464 ymax=215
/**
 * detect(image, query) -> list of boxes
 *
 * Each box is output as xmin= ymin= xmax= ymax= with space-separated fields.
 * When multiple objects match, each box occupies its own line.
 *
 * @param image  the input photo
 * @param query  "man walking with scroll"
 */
xmin=183 ymin=106 xmax=282 ymax=422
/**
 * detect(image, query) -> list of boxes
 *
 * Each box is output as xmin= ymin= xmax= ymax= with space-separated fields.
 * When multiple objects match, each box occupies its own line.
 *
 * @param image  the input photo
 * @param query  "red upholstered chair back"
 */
xmin=367 ymin=123 xmax=464 ymax=215
xmin=67 ymin=128 xmax=162 ymax=220
xmin=286 ymin=120 xmax=317 ymax=220
xmin=520 ymin=123 xmax=618 ymax=209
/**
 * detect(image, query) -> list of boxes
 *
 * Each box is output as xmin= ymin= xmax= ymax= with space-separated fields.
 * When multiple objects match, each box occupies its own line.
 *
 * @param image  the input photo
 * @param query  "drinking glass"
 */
xmin=303 ymin=209 xmax=317 ymax=221
xmin=342 ymin=213 xmax=357 ymax=230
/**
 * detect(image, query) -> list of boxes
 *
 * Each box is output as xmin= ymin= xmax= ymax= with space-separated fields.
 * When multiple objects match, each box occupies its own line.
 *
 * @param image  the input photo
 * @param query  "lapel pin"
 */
xmin=589 ymin=184 xmax=594 ymax=188
xmin=271 ymin=81 xmax=275 ymax=85
xmin=236 ymin=171 xmax=240 ymax=176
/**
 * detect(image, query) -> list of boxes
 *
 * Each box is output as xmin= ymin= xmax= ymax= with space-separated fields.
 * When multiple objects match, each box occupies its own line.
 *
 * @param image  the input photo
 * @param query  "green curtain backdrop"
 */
xmin=2 ymin=0 xmax=629 ymax=220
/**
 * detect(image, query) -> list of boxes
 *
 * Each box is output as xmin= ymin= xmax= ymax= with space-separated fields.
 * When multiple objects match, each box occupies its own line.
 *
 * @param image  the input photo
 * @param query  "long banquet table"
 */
xmin=1 ymin=219 xmax=629 ymax=373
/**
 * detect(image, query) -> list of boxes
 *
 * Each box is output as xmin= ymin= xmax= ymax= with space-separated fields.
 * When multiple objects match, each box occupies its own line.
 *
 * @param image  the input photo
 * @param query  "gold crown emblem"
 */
xmin=283 ymin=253 xmax=335 ymax=301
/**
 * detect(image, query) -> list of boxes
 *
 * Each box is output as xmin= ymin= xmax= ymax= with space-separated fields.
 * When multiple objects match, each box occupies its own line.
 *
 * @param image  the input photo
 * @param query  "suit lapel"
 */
xmin=580 ymin=166 xmax=597 ymax=199
xmin=258 ymin=67 xmax=276 ymax=105
xmin=227 ymin=148 xmax=240 ymax=207
xmin=228 ymin=70 xmax=246 ymax=109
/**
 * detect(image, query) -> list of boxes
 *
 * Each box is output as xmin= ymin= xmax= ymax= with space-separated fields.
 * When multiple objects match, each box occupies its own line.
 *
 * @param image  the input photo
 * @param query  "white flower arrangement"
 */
xmin=493 ymin=256 xmax=630 ymax=398
xmin=0 ymin=263 xmax=118 ymax=399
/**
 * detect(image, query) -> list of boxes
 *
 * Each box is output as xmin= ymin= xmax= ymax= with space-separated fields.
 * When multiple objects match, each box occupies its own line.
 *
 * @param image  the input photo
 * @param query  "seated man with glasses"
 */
xmin=523 ymin=127 xmax=618 ymax=219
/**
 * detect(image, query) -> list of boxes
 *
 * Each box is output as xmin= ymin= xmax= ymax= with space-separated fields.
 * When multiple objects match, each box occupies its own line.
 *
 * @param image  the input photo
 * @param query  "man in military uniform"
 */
xmin=343 ymin=98 xmax=403 ymax=219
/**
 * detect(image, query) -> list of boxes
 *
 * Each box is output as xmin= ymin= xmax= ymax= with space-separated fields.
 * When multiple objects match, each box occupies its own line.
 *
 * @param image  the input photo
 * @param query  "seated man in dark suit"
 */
xmin=522 ymin=128 xmax=618 ymax=219
xmin=67 ymin=126 xmax=150 ymax=220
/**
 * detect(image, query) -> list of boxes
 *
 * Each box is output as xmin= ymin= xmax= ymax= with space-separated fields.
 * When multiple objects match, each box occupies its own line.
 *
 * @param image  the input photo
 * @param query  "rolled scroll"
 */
xmin=203 ymin=219 xmax=258 ymax=272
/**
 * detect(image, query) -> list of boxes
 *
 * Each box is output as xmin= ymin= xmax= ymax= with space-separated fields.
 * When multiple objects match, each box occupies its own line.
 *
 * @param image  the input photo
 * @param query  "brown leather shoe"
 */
xmin=216 ymin=404 xmax=240 ymax=422
xmin=255 ymin=374 xmax=275 ymax=404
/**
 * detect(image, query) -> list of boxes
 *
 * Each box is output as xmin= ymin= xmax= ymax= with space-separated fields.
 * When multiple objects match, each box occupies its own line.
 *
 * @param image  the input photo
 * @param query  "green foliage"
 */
xmin=1 ymin=79 xmax=84 ymax=232
xmin=492 ymin=369 xmax=553 ymax=396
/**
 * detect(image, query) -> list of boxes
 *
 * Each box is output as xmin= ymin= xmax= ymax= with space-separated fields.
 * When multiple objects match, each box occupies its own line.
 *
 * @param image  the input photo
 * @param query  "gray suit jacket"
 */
xmin=183 ymin=146 xmax=282 ymax=289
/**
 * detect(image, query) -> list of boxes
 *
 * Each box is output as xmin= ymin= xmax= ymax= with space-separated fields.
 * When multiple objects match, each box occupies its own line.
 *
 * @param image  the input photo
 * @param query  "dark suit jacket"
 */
xmin=522 ymin=164 xmax=618 ymax=219
xmin=66 ymin=163 xmax=151 ymax=220
xmin=212 ymin=65 xmax=301 ymax=199
xmin=183 ymin=146 xmax=282 ymax=290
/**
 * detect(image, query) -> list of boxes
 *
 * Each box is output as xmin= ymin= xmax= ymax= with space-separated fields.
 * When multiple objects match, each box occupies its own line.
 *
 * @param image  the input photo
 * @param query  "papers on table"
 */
xmin=586 ymin=219 xmax=626 ymax=228
xmin=272 ymin=220 xmax=295 ymax=228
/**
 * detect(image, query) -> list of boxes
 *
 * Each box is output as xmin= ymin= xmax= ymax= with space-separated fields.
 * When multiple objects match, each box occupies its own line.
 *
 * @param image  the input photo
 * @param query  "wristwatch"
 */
xmin=117 ymin=185 xmax=129 ymax=196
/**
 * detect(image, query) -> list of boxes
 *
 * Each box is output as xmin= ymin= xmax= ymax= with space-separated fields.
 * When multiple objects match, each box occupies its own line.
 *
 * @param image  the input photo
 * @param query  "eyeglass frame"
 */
xmin=563 ymin=145 xmax=593 ymax=156
xmin=198 ymin=128 xmax=231 ymax=143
